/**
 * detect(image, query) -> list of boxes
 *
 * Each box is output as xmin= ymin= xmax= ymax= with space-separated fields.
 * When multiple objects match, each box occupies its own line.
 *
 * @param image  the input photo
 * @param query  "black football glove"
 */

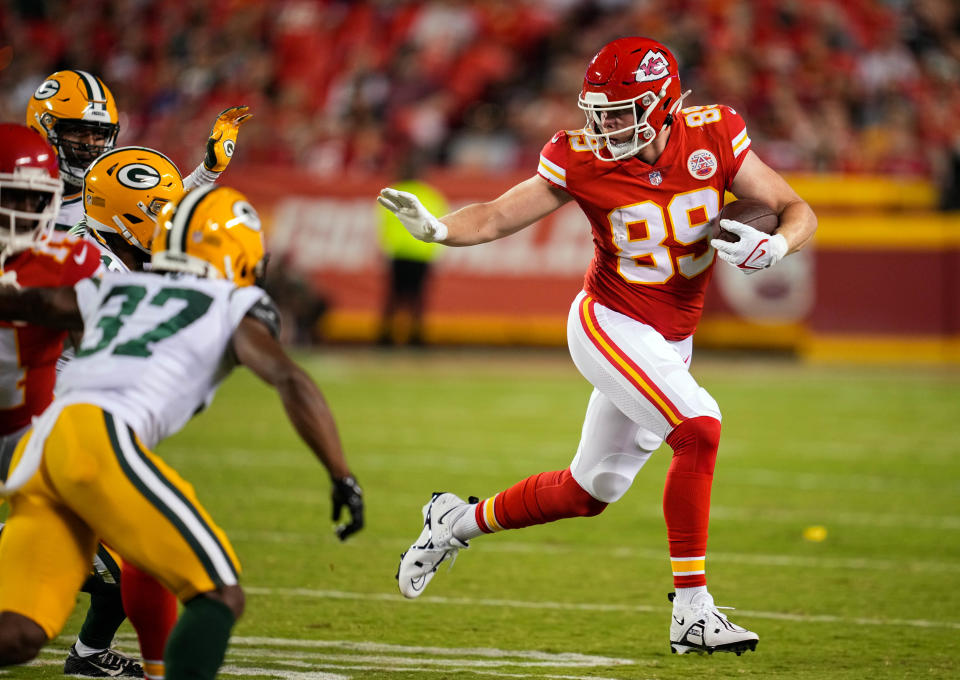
xmin=331 ymin=475 xmax=364 ymax=541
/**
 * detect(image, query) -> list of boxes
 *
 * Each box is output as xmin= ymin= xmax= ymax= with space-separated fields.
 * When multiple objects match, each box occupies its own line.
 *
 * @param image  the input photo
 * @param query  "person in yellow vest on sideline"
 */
xmin=376 ymin=162 xmax=446 ymax=346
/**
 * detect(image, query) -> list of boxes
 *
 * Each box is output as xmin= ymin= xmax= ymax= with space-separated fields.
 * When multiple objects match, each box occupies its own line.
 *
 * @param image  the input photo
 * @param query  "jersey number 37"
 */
xmin=77 ymin=284 xmax=213 ymax=359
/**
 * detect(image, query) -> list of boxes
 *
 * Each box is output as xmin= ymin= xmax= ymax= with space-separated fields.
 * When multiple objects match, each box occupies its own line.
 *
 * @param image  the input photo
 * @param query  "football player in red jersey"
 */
xmin=0 ymin=124 xmax=99 ymax=447
xmin=381 ymin=37 xmax=817 ymax=656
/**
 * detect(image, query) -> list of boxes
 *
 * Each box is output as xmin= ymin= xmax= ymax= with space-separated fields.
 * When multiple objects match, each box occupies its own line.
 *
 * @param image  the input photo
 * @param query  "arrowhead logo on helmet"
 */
xmin=634 ymin=50 xmax=670 ymax=83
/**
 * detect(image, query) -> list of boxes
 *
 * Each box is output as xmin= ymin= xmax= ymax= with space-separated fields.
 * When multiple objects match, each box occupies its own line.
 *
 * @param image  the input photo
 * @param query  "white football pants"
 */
xmin=566 ymin=291 xmax=721 ymax=503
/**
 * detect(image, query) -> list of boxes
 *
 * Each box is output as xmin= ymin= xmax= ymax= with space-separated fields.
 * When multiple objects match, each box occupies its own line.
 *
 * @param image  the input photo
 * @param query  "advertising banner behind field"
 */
xmin=228 ymin=166 xmax=957 ymax=360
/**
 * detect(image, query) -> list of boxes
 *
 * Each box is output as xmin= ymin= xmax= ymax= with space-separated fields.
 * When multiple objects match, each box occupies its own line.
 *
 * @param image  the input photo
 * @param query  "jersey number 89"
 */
xmin=607 ymin=187 xmax=719 ymax=284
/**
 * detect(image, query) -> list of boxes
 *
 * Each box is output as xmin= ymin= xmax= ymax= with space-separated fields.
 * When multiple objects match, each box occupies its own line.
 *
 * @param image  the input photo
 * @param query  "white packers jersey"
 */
xmin=56 ymin=271 xmax=275 ymax=448
xmin=54 ymin=193 xmax=85 ymax=233
xmin=88 ymin=235 xmax=129 ymax=273
xmin=55 ymin=221 xmax=124 ymax=378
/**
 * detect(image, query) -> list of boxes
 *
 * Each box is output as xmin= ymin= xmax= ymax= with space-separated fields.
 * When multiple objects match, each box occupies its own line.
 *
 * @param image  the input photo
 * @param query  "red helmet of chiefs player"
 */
xmin=0 ymin=123 xmax=63 ymax=260
xmin=578 ymin=36 xmax=691 ymax=162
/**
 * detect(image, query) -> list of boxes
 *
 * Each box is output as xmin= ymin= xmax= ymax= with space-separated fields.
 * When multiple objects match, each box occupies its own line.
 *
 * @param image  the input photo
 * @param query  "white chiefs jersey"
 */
xmin=55 ymin=270 xmax=277 ymax=449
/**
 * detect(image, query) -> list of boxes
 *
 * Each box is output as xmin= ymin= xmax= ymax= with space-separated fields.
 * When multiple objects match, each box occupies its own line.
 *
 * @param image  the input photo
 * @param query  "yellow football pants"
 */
xmin=0 ymin=403 xmax=241 ymax=638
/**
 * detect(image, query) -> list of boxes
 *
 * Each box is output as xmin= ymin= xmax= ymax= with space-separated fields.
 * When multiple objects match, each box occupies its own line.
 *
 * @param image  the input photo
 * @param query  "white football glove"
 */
xmin=377 ymin=188 xmax=448 ymax=243
xmin=711 ymin=219 xmax=788 ymax=275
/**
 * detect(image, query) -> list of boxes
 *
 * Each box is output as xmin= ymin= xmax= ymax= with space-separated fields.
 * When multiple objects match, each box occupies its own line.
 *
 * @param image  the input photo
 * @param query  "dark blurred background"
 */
xmin=3 ymin=0 xmax=958 ymax=196
xmin=2 ymin=0 xmax=958 ymax=360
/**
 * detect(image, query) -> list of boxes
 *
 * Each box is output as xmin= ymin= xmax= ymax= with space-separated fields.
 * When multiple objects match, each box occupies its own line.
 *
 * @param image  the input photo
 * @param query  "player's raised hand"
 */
xmin=711 ymin=219 xmax=788 ymax=274
xmin=203 ymin=105 xmax=253 ymax=173
xmin=377 ymin=188 xmax=448 ymax=243
xmin=331 ymin=475 xmax=364 ymax=541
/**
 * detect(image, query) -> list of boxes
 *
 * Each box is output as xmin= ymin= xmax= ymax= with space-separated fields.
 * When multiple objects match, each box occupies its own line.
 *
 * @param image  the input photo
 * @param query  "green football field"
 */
xmin=10 ymin=348 xmax=960 ymax=679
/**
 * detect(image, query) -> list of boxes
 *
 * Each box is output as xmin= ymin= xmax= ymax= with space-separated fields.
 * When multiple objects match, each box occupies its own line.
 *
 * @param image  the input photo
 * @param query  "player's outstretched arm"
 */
xmin=0 ymin=286 xmax=82 ymax=329
xmin=232 ymin=315 xmax=364 ymax=540
xmin=378 ymin=174 xmax=569 ymax=247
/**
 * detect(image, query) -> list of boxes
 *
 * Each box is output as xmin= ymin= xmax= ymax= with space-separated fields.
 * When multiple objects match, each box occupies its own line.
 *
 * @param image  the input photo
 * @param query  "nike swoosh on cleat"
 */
xmin=437 ymin=506 xmax=462 ymax=525
xmin=410 ymin=575 xmax=426 ymax=591
xmin=673 ymin=616 xmax=685 ymax=625
xmin=83 ymin=662 xmax=125 ymax=677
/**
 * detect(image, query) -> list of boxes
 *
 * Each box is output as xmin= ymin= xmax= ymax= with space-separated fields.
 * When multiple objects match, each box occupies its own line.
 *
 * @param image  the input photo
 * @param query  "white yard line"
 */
xmin=225 ymin=651 xmax=623 ymax=669
xmin=226 ymin=528 xmax=960 ymax=574
xmin=225 ymin=638 xmax=632 ymax=664
xmin=708 ymin=505 xmax=960 ymax=530
xmin=42 ymin=635 xmax=635 ymax=680
xmin=223 ymin=664 xmax=629 ymax=680
xmin=230 ymin=483 xmax=960 ymax=531
xmin=242 ymin=586 xmax=960 ymax=631
xmin=726 ymin=467 xmax=960 ymax=494
xmin=218 ymin=667 xmax=349 ymax=679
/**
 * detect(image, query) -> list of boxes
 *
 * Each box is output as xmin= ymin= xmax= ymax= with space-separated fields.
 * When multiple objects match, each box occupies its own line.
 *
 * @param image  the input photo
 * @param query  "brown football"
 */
xmin=711 ymin=199 xmax=779 ymax=242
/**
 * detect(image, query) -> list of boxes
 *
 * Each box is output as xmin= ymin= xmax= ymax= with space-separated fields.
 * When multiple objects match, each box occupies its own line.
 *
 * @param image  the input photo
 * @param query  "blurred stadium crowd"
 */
xmin=1 ymin=0 xmax=958 ymax=199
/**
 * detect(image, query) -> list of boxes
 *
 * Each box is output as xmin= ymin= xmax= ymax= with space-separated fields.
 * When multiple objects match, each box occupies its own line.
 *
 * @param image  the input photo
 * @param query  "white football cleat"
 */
xmin=396 ymin=492 xmax=472 ymax=598
xmin=669 ymin=591 xmax=759 ymax=656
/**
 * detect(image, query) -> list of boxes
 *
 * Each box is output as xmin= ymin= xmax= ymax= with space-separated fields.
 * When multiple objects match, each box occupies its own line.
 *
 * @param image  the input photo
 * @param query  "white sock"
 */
xmin=452 ymin=503 xmax=483 ymax=541
xmin=673 ymin=586 xmax=708 ymax=606
xmin=73 ymin=639 xmax=106 ymax=657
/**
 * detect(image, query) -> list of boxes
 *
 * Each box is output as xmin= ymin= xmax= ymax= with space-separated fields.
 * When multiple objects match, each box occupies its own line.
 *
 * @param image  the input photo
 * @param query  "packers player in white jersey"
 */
xmin=25 ymin=68 xmax=250 ymax=675
xmin=48 ymin=146 xmax=209 ymax=676
xmin=0 ymin=185 xmax=364 ymax=677
xmin=68 ymin=146 xmax=188 ymax=680
xmin=26 ymin=69 xmax=251 ymax=236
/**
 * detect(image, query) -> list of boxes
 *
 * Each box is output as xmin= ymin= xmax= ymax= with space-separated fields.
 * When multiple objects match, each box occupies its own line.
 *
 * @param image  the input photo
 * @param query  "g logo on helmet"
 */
xmin=34 ymin=80 xmax=61 ymax=100
xmin=232 ymin=200 xmax=261 ymax=231
xmin=117 ymin=163 xmax=162 ymax=190
xmin=223 ymin=139 xmax=235 ymax=158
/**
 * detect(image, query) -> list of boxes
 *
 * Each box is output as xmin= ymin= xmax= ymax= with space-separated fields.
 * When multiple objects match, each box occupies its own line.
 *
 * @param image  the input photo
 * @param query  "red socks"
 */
xmin=663 ymin=416 xmax=721 ymax=588
xmin=475 ymin=468 xmax=606 ymax=532
xmin=470 ymin=416 xmax=719 ymax=591
xmin=121 ymin=562 xmax=178 ymax=679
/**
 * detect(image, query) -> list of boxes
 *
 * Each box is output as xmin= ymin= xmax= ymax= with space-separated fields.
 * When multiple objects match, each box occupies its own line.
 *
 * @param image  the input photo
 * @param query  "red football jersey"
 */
xmin=0 ymin=238 xmax=100 ymax=435
xmin=538 ymin=105 xmax=751 ymax=340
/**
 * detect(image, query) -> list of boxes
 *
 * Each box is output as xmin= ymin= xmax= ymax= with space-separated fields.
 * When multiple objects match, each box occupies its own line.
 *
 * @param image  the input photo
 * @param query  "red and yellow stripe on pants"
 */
xmin=0 ymin=403 xmax=240 ymax=638
xmin=578 ymin=295 xmax=685 ymax=428
xmin=572 ymin=293 xmax=718 ymax=589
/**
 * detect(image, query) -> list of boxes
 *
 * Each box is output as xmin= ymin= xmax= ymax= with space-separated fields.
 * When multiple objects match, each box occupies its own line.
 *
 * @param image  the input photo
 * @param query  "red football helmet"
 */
xmin=0 ymin=123 xmax=63 ymax=259
xmin=578 ymin=37 xmax=690 ymax=161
